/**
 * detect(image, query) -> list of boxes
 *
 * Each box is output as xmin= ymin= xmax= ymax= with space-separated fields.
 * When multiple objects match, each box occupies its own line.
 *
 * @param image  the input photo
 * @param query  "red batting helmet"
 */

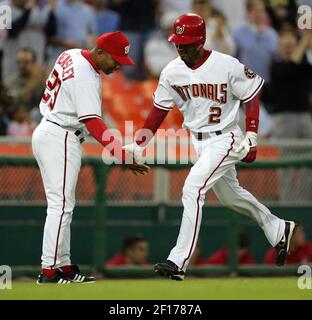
xmin=168 ymin=14 xmax=206 ymax=50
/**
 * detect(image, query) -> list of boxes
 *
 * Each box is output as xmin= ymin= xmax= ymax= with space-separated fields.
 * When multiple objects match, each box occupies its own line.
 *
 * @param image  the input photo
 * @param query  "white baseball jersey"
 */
xmin=40 ymin=49 xmax=102 ymax=130
xmin=153 ymin=50 xmax=264 ymax=132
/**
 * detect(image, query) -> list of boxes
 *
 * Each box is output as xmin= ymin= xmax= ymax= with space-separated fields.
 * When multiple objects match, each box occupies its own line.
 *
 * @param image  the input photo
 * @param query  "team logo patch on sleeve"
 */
xmin=244 ymin=66 xmax=256 ymax=79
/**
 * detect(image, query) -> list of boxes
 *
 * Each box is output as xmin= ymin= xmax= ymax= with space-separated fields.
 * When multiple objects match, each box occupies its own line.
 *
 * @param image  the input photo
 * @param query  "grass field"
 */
xmin=0 ymin=277 xmax=311 ymax=300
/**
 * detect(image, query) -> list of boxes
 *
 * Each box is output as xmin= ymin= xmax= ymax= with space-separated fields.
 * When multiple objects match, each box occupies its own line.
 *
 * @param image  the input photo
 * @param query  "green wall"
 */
xmin=0 ymin=205 xmax=311 ymax=267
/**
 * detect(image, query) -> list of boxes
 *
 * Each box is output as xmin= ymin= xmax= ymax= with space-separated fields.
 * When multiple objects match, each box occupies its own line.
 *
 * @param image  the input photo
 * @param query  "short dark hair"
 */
xmin=17 ymin=47 xmax=37 ymax=62
xmin=122 ymin=235 xmax=147 ymax=253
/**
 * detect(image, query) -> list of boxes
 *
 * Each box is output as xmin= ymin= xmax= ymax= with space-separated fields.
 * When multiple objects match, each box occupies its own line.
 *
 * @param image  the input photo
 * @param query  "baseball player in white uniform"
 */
xmin=124 ymin=14 xmax=298 ymax=280
xmin=32 ymin=31 xmax=149 ymax=284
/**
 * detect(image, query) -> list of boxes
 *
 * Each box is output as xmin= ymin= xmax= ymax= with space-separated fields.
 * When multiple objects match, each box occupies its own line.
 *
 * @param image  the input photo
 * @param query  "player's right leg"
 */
xmin=32 ymin=121 xmax=83 ymax=284
xmin=155 ymin=130 xmax=240 ymax=280
xmin=212 ymin=167 xmax=299 ymax=266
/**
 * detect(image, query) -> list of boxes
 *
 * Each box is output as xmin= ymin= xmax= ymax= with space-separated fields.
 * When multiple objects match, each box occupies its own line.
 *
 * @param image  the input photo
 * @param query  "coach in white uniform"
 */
xmin=124 ymin=14 xmax=298 ymax=280
xmin=32 ymin=31 xmax=148 ymax=284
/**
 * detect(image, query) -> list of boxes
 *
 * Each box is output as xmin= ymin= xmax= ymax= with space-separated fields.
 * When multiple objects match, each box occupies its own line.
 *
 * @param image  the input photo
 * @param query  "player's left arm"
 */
xmin=229 ymin=59 xmax=264 ymax=163
xmin=236 ymin=93 xmax=260 ymax=163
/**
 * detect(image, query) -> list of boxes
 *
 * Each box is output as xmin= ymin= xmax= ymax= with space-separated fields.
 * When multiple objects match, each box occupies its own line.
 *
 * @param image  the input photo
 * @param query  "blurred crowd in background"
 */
xmin=106 ymin=225 xmax=312 ymax=267
xmin=0 ymin=0 xmax=311 ymax=139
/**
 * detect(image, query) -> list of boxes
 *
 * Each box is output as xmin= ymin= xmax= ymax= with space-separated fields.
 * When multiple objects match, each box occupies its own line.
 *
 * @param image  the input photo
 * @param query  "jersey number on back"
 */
xmin=41 ymin=69 xmax=62 ymax=110
xmin=209 ymin=106 xmax=221 ymax=124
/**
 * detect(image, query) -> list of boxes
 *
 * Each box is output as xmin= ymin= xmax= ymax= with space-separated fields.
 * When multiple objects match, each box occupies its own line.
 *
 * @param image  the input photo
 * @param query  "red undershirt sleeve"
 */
xmin=82 ymin=118 xmax=126 ymax=163
xmin=244 ymin=94 xmax=259 ymax=133
xmin=135 ymin=106 xmax=169 ymax=146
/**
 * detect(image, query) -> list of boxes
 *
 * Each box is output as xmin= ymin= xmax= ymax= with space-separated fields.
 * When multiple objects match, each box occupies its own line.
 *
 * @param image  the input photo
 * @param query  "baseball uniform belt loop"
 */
xmin=74 ymin=130 xmax=82 ymax=137
xmin=46 ymin=119 xmax=84 ymax=143
xmin=74 ymin=130 xmax=85 ymax=144
xmin=194 ymin=130 xmax=222 ymax=140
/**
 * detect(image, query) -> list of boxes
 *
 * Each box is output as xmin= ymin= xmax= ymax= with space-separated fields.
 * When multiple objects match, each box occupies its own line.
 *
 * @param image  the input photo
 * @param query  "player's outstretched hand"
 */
xmin=235 ymin=131 xmax=257 ymax=163
xmin=123 ymin=147 xmax=150 ymax=176
xmin=126 ymin=161 xmax=150 ymax=176
xmin=122 ymin=142 xmax=144 ymax=164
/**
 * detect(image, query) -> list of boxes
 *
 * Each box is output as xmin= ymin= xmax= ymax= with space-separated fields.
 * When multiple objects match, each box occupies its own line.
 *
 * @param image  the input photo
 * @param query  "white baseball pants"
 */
xmin=32 ymin=119 xmax=82 ymax=268
xmin=167 ymin=126 xmax=285 ymax=271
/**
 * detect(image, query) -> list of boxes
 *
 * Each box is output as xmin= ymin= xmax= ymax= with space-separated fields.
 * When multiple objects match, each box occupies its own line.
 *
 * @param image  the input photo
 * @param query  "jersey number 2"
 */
xmin=41 ymin=69 xmax=62 ymax=110
xmin=209 ymin=106 xmax=221 ymax=124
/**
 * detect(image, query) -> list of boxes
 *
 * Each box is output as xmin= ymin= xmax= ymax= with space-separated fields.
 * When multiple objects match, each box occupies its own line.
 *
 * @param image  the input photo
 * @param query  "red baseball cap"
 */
xmin=96 ymin=31 xmax=134 ymax=65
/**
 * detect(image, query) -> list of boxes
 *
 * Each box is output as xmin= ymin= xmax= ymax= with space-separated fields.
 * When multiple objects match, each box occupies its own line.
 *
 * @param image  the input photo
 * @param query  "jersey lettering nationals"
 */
xmin=171 ymin=83 xmax=227 ymax=103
